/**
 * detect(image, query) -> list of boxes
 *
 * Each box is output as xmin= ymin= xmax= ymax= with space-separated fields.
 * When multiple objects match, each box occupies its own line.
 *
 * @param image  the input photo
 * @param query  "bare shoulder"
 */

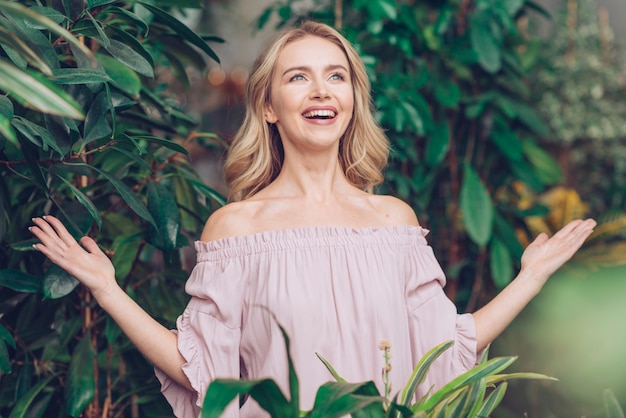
xmin=366 ymin=194 xmax=420 ymax=226
xmin=200 ymin=200 xmax=259 ymax=242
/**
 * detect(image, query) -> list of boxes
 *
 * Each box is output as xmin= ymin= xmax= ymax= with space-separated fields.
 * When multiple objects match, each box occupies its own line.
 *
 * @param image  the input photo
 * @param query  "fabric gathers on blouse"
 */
xmin=154 ymin=225 xmax=479 ymax=418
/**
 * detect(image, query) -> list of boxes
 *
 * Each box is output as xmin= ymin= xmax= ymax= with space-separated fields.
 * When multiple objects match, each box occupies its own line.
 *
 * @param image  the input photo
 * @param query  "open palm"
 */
xmin=31 ymin=215 xmax=116 ymax=296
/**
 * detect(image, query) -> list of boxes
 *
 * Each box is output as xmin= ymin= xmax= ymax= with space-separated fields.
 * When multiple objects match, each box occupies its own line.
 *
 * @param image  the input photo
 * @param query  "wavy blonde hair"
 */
xmin=224 ymin=21 xmax=389 ymax=202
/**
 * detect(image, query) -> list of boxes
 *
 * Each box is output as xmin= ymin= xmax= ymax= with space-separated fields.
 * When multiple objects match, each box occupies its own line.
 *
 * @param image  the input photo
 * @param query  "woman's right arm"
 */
xmin=30 ymin=215 xmax=193 ymax=391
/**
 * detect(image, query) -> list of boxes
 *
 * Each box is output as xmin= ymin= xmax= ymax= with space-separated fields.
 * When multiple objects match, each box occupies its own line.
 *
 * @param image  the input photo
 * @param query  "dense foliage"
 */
xmin=0 ymin=0 xmax=223 ymax=416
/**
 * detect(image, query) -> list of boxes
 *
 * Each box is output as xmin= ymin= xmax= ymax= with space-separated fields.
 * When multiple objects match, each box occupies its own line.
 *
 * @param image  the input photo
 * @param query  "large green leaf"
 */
xmin=0 ymin=60 xmax=84 ymax=119
xmin=42 ymin=264 xmax=79 ymax=299
xmin=460 ymin=164 xmax=494 ymax=247
xmin=136 ymin=2 xmax=220 ymax=63
xmin=490 ymin=124 xmax=523 ymax=162
xmin=96 ymin=52 xmax=141 ymax=98
xmin=469 ymin=12 xmax=501 ymax=73
xmin=8 ymin=374 xmax=57 ymax=418
xmin=489 ymin=237 xmax=514 ymax=289
xmin=202 ymin=379 xmax=289 ymax=418
xmin=65 ymin=331 xmax=95 ymax=417
xmin=83 ymin=91 xmax=112 ymax=143
xmin=309 ymin=382 xmax=385 ymax=418
xmin=55 ymin=174 xmax=102 ymax=228
xmin=400 ymin=340 xmax=454 ymax=406
xmin=12 ymin=116 xmax=64 ymax=155
xmin=102 ymin=38 xmax=154 ymax=77
xmin=147 ymin=181 xmax=181 ymax=250
xmin=50 ymin=68 xmax=112 ymax=85
xmin=0 ymin=269 xmax=41 ymax=293
xmin=476 ymin=381 xmax=507 ymax=416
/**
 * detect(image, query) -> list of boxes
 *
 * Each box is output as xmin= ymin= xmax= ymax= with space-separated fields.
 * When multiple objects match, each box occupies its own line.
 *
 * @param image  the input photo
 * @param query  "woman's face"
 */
xmin=264 ymin=35 xmax=354 ymax=155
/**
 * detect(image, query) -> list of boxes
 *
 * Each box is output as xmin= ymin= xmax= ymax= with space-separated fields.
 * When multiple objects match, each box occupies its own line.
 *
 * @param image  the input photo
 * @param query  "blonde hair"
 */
xmin=224 ymin=21 xmax=389 ymax=202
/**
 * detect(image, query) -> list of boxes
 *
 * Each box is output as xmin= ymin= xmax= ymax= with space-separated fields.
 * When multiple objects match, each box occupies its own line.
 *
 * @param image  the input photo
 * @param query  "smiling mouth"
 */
xmin=302 ymin=109 xmax=337 ymax=119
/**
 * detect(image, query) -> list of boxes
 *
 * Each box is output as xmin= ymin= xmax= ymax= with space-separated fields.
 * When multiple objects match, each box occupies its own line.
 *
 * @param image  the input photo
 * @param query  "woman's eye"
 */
xmin=329 ymin=73 xmax=345 ymax=81
xmin=289 ymin=74 xmax=305 ymax=81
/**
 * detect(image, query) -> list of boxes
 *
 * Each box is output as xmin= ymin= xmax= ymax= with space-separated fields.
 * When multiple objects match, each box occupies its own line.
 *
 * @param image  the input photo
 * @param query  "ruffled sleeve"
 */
xmin=404 ymin=230 xmax=479 ymax=396
xmin=154 ymin=241 xmax=248 ymax=418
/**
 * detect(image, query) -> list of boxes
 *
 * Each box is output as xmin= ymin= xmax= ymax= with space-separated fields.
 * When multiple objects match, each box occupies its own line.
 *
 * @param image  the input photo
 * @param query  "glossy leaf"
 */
xmin=400 ymin=340 xmax=454 ymax=406
xmin=83 ymin=91 xmax=112 ymax=143
xmin=309 ymin=382 xmax=385 ymax=418
xmin=102 ymin=38 xmax=154 ymax=77
xmin=137 ymin=2 xmax=220 ymax=63
xmin=91 ymin=166 xmax=157 ymax=228
xmin=0 ymin=61 xmax=84 ymax=119
xmin=147 ymin=181 xmax=181 ymax=250
xmin=460 ymin=165 xmax=494 ymax=247
xmin=8 ymin=374 xmax=56 ymax=418
xmin=55 ymin=174 xmax=102 ymax=228
xmin=202 ymin=379 xmax=289 ymax=418
xmin=42 ymin=264 xmax=79 ymax=300
xmin=132 ymin=135 xmax=189 ymax=155
xmin=96 ymin=52 xmax=141 ymax=98
xmin=0 ymin=269 xmax=41 ymax=293
xmin=12 ymin=116 xmax=64 ymax=155
xmin=476 ymin=381 xmax=508 ymax=416
xmin=489 ymin=237 xmax=513 ymax=289
xmin=50 ymin=68 xmax=111 ymax=85
xmin=65 ymin=331 xmax=95 ymax=417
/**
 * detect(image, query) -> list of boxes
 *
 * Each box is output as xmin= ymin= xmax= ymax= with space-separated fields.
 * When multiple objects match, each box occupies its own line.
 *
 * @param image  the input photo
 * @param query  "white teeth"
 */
xmin=302 ymin=109 xmax=336 ymax=118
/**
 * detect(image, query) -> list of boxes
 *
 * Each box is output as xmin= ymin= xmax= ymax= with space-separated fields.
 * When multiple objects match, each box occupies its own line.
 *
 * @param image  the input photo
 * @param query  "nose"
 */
xmin=310 ymin=78 xmax=330 ymax=100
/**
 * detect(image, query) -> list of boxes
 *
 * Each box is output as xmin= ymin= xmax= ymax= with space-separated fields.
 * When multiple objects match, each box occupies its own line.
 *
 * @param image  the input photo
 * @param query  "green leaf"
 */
xmin=490 ymin=124 xmax=523 ymax=161
xmin=400 ymin=340 xmax=454 ymax=406
xmin=185 ymin=177 xmax=226 ymax=206
xmin=414 ymin=356 xmax=517 ymax=413
xmin=0 ymin=95 xmax=16 ymax=143
xmin=460 ymin=165 xmax=494 ymax=247
xmin=102 ymin=38 xmax=154 ymax=78
xmin=8 ymin=374 xmax=57 ymax=418
xmin=96 ymin=52 xmax=141 ymax=98
xmin=316 ymin=352 xmax=347 ymax=383
xmin=85 ymin=9 xmax=110 ymax=48
xmin=469 ymin=13 xmax=501 ymax=73
xmin=0 ymin=340 xmax=10 ymax=374
xmin=0 ymin=60 xmax=84 ymax=119
xmin=136 ymin=2 xmax=220 ymax=63
xmin=83 ymin=91 xmax=112 ymax=143
xmin=55 ymin=174 xmax=102 ymax=228
xmin=434 ymin=80 xmax=461 ymax=108
xmin=425 ymin=122 xmax=449 ymax=167
xmin=91 ymin=166 xmax=157 ymax=228
xmin=65 ymin=331 xmax=95 ymax=417
xmin=0 ymin=269 xmax=41 ymax=293
xmin=132 ymin=135 xmax=189 ymax=155
xmin=522 ymin=140 xmax=563 ymax=185
xmin=42 ymin=264 xmax=79 ymax=299
xmin=368 ymin=0 xmax=397 ymax=20
xmin=87 ymin=0 xmax=118 ymax=7
xmin=309 ymin=382 xmax=385 ymax=418
xmin=147 ymin=181 xmax=181 ymax=251
xmin=50 ymin=68 xmax=112 ymax=85
xmin=0 ymin=323 xmax=15 ymax=348
xmin=202 ymin=379 xmax=289 ymax=418
xmin=489 ymin=237 xmax=513 ymax=289
xmin=12 ymin=116 xmax=65 ymax=155
xmin=476 ymin=381 xmax=507 ymax=416
xmin=111 ymin=233 xmax=142 ymax=281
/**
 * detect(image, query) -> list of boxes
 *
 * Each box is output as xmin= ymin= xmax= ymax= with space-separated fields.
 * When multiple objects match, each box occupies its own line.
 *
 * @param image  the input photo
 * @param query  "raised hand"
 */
xmin=30 ymin=215 xmax=116 ymax=297
xmin=520 ymin=218 xmax=597 ymax=285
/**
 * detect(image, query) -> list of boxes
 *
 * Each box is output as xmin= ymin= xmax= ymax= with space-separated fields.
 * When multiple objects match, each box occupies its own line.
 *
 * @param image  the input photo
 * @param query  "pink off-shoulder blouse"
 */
xmin=155 ymin=225 xmax=479 ymax=417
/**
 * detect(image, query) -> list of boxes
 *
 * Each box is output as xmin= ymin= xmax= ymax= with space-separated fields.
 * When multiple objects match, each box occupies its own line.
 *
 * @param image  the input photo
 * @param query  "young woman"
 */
xmin=30 ymin=21 xmax=596 ymax=418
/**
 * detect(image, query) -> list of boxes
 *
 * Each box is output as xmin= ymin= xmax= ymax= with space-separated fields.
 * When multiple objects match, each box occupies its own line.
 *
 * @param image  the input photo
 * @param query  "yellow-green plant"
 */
xmin=202 ymin=327 xmax=556 ymax=418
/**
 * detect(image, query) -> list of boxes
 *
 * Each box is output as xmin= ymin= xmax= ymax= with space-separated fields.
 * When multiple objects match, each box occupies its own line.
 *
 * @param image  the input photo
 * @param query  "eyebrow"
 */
xmin=281 ymin=64 xmax=349 ymax=77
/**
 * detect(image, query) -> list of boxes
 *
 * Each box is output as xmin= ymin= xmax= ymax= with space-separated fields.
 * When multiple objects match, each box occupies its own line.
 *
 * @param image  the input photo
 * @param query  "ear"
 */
xmin=264 ymin=103 xmax=278 ymax=124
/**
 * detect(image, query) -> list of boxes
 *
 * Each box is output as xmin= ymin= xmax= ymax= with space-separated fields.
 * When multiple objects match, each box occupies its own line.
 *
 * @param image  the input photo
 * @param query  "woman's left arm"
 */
xmin=472 ymin=218 xmax=596 ymax=352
